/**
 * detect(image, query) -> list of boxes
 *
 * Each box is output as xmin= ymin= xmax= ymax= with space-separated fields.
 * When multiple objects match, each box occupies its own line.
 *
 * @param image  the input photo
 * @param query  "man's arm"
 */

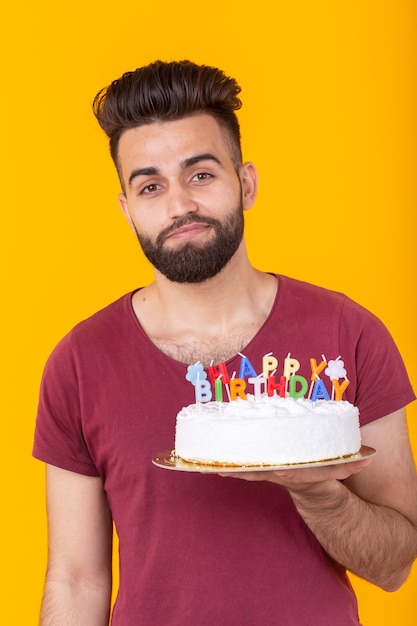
xmin=40 ymin=465 xmax=113 ymax=625
xmin=221 ymin=408 xmax=417 ymax=591
xmin=286 ymin=408 xmax=417 ymax=590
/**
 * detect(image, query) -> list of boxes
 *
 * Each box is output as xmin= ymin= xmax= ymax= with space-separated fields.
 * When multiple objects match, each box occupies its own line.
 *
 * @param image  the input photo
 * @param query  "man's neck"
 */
xmin=131 ymin=248 xmax=278 ymax=365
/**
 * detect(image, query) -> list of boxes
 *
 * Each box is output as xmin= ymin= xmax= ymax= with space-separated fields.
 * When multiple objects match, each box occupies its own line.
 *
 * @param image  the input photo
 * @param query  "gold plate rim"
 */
xmin=152 ymin=445 xmax=376 ymax=473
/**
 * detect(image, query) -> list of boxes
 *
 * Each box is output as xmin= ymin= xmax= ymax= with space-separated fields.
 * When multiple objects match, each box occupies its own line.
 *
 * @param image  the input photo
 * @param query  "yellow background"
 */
xmin=2 ymin=1 xmax=416 ymax=624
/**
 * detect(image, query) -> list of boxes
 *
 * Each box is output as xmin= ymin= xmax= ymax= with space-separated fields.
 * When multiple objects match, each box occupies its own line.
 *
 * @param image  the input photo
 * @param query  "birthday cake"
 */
xmin=174 ymin=355 xmax=361 ymax=466
xmin=175 ymin=395 xmax=360 ymax=466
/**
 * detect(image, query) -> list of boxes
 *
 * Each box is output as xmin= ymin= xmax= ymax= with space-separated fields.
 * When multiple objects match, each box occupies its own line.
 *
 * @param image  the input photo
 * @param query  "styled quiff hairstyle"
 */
xmin=92 ymin=60 xmax=243 ymax=177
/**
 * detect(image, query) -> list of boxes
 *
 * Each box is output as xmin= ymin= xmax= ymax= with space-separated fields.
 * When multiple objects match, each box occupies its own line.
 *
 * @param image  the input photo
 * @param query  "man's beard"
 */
xmin=134 ymin=203 xmax=244 ymax=283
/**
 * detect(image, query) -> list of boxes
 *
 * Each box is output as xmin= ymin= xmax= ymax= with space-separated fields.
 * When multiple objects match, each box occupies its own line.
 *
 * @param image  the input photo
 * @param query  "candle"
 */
xmin=195 ymin=378 xmax=213 ymax=403
xmin=262 ymin=353 xmax=278 ymax=379
xmin=331 ymin=378 xmax=350 ymax=401
xmin=311 ymin=379 xmax=330 ymax=401
xmin=310 ymin=357 xmax=327 ymax=381
xmin=207 ymin=362 xmax=230 ymax=385
xmin=229 ymin=378 xmax=247 ymax=400
xmin=267 ymin=375 xmax=287 ymax=398
xmin=283 ymin=356 xmax=300 ymax=379
xmin=225 ymin=382 xmax=231 ymax=402
xmin=289 ymin=375 xmax=308 ymax=398
xmin=239 ymin=356 xmax=257 ymax=380
xmin=248 ymin=375 xmax=267 ymax=399
xmin=215 ymin=377 xmax=223 ymax=402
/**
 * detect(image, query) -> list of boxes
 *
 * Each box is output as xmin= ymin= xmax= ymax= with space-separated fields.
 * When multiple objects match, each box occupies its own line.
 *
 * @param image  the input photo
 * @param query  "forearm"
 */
xmin=40 ymin=574 xmax=111 ymax=626
xmin=289 ymin=479 xmax=417 ymax=591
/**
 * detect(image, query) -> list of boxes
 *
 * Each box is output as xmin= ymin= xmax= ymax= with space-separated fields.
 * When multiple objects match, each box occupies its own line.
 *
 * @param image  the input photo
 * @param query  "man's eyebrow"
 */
xmin=128 ymin=167 xmax=159 ymax=188
xmin=180 ymin=153 xmax=223 ymax=169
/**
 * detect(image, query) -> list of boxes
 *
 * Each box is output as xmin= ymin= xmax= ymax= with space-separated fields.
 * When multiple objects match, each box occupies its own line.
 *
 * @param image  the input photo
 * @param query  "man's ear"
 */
xmin=118 ymin=193 xmax=136 ymax=232
xmin=239 ymin=162 xmax=258 ymax=210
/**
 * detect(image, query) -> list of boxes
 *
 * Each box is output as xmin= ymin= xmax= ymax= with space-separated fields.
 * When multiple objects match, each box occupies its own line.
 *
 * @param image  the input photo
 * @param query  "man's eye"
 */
xmin=141 ymin=183 xmax=160 ymax=194
xmin=192 ymin=172 xmax=212 ymax=182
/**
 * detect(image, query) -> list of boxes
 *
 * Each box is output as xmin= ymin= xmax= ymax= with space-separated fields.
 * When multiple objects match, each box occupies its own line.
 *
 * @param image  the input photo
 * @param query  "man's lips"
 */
xmin=164 ymin=222 xmax=211 ymax=241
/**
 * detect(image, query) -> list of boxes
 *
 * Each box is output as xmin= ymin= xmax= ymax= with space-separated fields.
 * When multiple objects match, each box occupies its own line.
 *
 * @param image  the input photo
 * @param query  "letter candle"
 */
xmin=332 ymin=378 xmax=350 ymax=401
xmin=283 ymin=354 xmax=300 ymax=395
xmin=195 ymin=378 xmax=213 ymax=403
xmin=308 ymin=356 xmax=327 ymax=399
xmin=185 ymin=355 xmax=351 ymax=404
xmin=248 ymin=374 xmax=267 ymax=398
xmin=238 ymin=353 xmax=257 ymax=380
xmin=229 ymin=377 xmax=247 ymax=400
xmin=289 ymin=375 xmax=308 ymax=398
xmin=262 ymin=353 xmax=278 ymax=379
xmin=283 ymin=355 xmax=300 ymax=379
xmin=267 ymin=375 xmax=287 ymax=398
xmin=215 ymin=375 xmax=223 ymax=402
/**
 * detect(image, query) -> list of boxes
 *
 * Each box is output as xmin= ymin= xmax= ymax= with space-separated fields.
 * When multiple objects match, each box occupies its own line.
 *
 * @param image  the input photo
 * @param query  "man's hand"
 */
xmin=219 ymin=456 xmax=373 ymax=490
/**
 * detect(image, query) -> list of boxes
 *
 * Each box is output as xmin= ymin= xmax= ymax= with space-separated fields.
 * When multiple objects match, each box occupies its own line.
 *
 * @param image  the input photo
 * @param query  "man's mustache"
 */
xmin=156 ymin=214 xmax=219 ymax=247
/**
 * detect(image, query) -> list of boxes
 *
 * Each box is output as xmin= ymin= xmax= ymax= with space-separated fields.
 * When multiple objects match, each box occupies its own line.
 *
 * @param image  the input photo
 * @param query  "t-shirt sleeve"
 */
xmin=32 ymin=332 xmax=100 ymax=476
xmin=340 ymin=297 xmax=415 ymax=426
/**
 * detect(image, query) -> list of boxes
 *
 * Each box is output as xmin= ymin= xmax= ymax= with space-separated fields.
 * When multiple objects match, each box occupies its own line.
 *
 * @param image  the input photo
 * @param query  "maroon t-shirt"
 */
xmin=33 ymin=275 xmax=415 ymax=625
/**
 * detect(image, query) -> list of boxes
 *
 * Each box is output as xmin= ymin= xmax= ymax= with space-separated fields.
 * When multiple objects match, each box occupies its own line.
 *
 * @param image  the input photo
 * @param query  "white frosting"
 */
xmin=175 ymin=394 xmax=361 ymax=465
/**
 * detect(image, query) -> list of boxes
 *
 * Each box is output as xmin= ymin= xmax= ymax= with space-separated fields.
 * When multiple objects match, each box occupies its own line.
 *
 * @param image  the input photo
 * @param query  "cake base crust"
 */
xmin=152 ymin=447 xmax=375 ymax=474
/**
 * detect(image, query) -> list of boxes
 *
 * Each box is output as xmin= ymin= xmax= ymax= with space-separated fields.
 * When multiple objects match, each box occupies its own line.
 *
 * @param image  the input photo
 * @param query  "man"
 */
xmin=33 ymin=60 xmax=417 ymax=625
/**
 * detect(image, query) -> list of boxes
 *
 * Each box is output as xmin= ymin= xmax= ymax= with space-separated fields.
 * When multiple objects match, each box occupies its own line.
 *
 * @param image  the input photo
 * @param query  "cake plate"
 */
xmin=152 ymin=445 xmax=376 ymax=473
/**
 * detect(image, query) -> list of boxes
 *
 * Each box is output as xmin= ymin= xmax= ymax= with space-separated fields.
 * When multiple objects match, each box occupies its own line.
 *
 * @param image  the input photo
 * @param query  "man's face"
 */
xmin=117 ymin=114 xmax=256 ymax=283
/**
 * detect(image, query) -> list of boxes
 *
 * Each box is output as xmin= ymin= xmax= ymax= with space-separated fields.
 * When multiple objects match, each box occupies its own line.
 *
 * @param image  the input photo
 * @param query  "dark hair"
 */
xmin=92 ymin=60 xmax=243 ymax=174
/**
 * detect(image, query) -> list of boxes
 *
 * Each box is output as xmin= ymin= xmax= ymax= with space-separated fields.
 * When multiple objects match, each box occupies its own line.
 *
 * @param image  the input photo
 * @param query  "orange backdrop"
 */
xmin=1 ymin=1 xmax=416 ymax=623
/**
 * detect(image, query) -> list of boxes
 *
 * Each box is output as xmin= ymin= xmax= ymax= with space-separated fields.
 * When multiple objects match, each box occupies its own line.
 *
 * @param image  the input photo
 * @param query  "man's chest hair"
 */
xmin=153 ymin=332 xmax=256 ymax=367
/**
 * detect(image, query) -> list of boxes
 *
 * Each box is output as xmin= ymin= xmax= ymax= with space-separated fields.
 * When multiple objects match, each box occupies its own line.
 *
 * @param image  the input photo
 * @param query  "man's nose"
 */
xmin=166 ymin=183 xmax=198 ymax=219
